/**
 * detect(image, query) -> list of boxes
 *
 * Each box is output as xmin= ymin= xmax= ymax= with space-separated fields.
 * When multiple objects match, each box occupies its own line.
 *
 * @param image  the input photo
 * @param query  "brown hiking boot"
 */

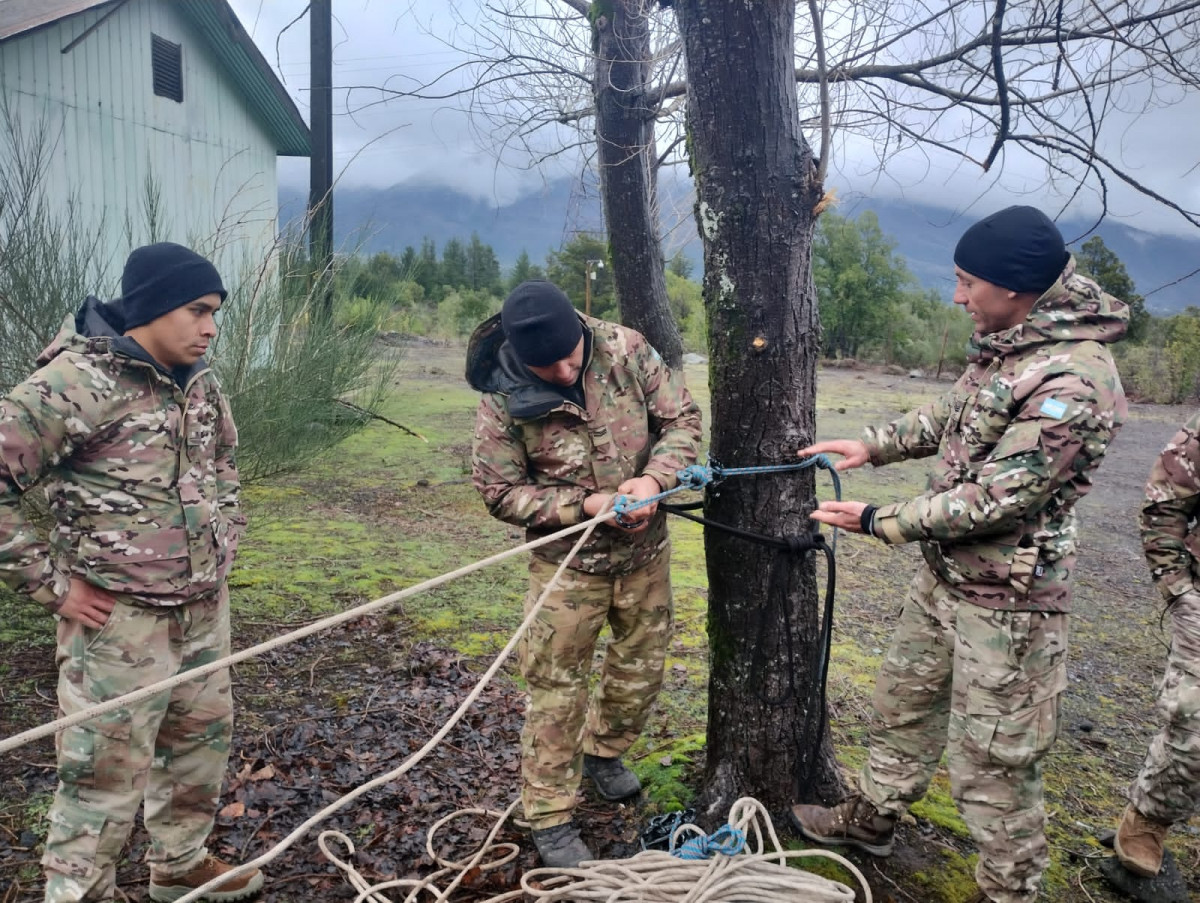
xmin=788 ymin=794 xmax=896 ymax=856
xmin=149 ymin=854 xmax=264 ymax=902
xmin=1114 ymin=804 xmax=1169 ymax=878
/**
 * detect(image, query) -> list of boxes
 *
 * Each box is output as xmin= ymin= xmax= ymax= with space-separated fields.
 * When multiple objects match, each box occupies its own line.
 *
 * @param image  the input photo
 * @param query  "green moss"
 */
xmin=586 ymin=0 xmax=612 ymax=53
xmin=910 ymin=776 xmax=971 ymax=839
xmin=911 ymin=847 xmax=979 ymax=900
xmin=632 ymin=732 xmax=706 ymax=810
xmin=787 ymin=850 xmax=863 ymax=886
xmin=826 ymin=640 xmax=881 ymax=693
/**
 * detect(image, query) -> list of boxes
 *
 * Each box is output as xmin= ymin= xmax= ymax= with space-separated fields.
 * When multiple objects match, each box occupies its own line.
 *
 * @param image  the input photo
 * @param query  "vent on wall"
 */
xmin=151 ymin=34 xmax=183 ymax=103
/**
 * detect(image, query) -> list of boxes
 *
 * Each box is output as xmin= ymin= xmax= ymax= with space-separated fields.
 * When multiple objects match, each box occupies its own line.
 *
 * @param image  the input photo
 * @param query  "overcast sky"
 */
xmin=227 ymin=0 xmax=1200 ymax=239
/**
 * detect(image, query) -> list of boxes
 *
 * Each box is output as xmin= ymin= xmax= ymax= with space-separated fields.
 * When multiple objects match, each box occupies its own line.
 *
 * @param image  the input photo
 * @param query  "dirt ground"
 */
xmin=0 ymin=357 xmax=1196 ymax=902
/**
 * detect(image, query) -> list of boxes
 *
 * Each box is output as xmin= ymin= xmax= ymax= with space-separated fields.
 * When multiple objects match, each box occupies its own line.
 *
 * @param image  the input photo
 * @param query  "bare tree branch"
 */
xmin=806 ymin=0 xmax=833 ymax=183
xmin=981 ymin=0 xmax=1010 ymax=171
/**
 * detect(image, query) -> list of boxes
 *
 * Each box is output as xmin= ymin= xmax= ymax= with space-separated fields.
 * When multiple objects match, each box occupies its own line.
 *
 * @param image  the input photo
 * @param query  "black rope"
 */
xmin=659 ymin=503 xmax=838 ymax=741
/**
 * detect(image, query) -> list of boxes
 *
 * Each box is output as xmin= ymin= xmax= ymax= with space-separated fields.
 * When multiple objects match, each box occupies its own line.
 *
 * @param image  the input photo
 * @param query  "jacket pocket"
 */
xmin=76 ymin=527 xmax=192 ymax=596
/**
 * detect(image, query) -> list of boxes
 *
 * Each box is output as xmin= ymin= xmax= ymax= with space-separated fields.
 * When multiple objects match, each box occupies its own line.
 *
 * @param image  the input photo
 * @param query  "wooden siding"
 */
xmin=0 ymin=0 xmax=283 ymax=292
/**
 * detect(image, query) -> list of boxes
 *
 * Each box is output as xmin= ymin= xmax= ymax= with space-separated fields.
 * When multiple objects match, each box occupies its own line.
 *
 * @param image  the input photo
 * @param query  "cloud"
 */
xmin=230 ymin=0 xmax=1200 ymax=238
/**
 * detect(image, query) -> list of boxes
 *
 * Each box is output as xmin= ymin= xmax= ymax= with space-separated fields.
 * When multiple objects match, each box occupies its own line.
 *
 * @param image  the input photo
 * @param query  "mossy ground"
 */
xmin=1 ymin=351 xmax=1195 ymax=900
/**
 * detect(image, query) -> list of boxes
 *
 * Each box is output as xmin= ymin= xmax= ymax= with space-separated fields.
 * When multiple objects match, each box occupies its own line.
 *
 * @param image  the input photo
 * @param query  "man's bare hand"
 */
xmin=56 ymin=578 xmax=115 ymax=629
xmin=798 ymin=439 xmax=871 ymax=471
xmin=615 ymin=475 xmax=662 ymax=522
xmin=582 ymin=477 xmax=661 ymax=532
xmin=809 ymin=500 xmax=869 ymax=533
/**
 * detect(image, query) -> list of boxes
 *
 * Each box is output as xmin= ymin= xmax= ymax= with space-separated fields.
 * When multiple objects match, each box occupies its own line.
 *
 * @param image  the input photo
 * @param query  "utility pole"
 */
xmin=309 ymin=0 xmax=334 ymax=318
xmin=585 ymin=258 xmax=604 ymax=316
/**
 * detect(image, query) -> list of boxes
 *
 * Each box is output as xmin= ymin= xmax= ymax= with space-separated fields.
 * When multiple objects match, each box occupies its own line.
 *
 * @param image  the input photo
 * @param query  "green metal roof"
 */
xmin=0 ymin=0 xmax=310 ymax=157
xmin=175 ymin=0 xmax=310 ymax=157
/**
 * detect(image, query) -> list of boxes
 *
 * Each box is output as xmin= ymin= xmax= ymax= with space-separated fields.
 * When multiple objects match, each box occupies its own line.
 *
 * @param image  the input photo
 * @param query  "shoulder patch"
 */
xmin=1039 ymin=397 xmax=1068 ymax=419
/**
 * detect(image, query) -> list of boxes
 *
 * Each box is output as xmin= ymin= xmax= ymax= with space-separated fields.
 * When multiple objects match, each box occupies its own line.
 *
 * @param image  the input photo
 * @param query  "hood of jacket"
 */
xmin=465 ymin=311 xmax=591 ymax=419
xmin=37 ymin=295 xmax=209 ymax=386
xmin=972 ymin=256 xmax=1129 ymax=361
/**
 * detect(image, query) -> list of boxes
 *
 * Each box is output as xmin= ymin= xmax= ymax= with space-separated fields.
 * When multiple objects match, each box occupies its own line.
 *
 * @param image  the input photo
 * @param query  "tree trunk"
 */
xmin=673 ymin=0 xmax=844 ymax=820
xmin=592 ymin=0 xmax=684 ymax=368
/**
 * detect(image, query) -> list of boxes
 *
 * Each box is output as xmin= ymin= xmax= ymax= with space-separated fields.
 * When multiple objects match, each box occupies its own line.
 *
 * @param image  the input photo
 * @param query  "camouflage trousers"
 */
xmin=859 ymin=565 xmax=1068 ymax=903
xmin=519 ymin=549 xmax=673 ymax=829
xmin=42 ymin=587 xmax=234 ymax=903
xmin=1130 ymin=590 xmax=1200 ymax=824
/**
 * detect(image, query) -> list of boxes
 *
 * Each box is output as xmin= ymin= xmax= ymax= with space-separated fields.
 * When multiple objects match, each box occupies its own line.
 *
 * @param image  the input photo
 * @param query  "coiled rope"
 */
xmin=317 ymin=797 xmax=872 ymax=903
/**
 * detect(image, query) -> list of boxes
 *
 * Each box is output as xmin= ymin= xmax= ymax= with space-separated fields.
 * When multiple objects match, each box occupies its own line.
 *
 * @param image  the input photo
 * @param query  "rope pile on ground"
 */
xmin=318 ymin=797 xmax=872 ymax=903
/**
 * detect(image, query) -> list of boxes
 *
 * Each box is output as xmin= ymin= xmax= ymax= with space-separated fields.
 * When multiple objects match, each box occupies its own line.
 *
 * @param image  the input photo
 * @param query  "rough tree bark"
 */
xmin=673 ymin=0 xmax=843 ymax=819
xmin=590 ymin=0 xmax=684 ymax=367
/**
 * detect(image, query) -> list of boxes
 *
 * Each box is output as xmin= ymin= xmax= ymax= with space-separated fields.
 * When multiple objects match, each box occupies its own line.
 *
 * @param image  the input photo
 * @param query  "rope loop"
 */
xmin=671 ymin=824 xmax=747 ymax=860
xmin=612 ymin=493 xmax=638 ymax=527
xmin=677 ymin=463 xmax=713 ymax=490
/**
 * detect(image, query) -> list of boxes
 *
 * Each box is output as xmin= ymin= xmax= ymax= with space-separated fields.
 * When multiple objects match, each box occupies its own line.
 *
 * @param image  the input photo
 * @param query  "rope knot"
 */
xmin=612 ymin=493 xmax=638 ymax=527
xmin=677 ymin=464 xmax=713 ymax=491
xmin=672 ymin=824 xmax=747 ymax=860
xmin=784 ymin=533 xmax=824 ymax=554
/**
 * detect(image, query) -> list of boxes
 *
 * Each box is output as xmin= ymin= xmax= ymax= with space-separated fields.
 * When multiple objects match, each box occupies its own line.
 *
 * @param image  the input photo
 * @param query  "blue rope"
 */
xmin=671 ymin=824 xmax=747 ymax=859
xmin=612 ymin=454 xmax=841 ymax=525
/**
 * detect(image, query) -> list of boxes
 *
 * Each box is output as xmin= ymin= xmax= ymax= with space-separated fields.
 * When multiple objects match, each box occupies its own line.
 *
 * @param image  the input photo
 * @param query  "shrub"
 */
xmin=0 ymin=106 xmax=398 ymax=481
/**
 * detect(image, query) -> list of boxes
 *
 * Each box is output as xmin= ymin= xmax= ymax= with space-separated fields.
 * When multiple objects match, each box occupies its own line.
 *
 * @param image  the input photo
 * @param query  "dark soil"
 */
xmin=0 ymin=617 xmax=643 ymax=902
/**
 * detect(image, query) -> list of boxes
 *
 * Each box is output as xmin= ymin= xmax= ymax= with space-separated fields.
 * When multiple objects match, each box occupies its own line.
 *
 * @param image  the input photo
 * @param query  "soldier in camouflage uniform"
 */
xmin=468 ymin=281 xmax=701 ymax=867
xmin=0 ymin=243 xmax=263 ymax=902
xmin=788 ymin=207 xmax=1128 ymax=903
xmin=1111 ymin=410 xmax=1200 ymax=878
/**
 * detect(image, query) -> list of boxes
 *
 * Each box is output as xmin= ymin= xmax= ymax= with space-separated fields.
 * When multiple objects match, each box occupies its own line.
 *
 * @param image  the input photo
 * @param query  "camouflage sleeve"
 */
xmin=471 ymin=394 xmax=590 ymax=529
xmin=1140 ymin=411 xmax=1200 ymax=601
xmin=861 ymin=393 xmax=952 ymax=466
xmin=214 ymin=390 xmax=246 ymax=556
xmin=872 ymin=374 xmax=1118 ymax=544
xmin=634 ymin=339 xmax=702 ymax=490
xmin=0 ymin=361 xmax=95 ymax=609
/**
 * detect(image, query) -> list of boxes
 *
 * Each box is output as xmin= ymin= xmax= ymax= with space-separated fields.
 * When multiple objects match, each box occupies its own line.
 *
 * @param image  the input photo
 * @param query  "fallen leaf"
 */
xmin=218 ymin=801 xmax=245 ymax=818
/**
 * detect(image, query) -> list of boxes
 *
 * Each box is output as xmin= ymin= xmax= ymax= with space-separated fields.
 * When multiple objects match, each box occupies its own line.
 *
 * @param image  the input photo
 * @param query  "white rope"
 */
xmin=0 ymin=510 xmax=616 ymax=756
xmin=320 ymin=797 xmax=873 ymax=903
xmin=167 ymin=509 xmax=609 ymax=903
xmin=318 ymin=800 xmax=525 ymax=903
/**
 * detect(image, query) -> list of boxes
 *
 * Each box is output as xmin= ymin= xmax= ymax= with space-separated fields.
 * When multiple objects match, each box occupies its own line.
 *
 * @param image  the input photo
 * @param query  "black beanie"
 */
xmin=120 ymin=242 xmax=227 ymax=330
xmin=501 ymin=280 xmax=583 ymax=367
xmin=953 ymin=206 xmax=1069 ymax=294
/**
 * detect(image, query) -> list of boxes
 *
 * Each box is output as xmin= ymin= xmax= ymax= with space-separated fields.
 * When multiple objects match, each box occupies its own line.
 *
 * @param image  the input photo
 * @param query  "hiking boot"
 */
xmin=148 ymin=855 xmax=264 ymax=902
xmin=531 ymin=821 xmax=594 ymax=868
xmin=583 ymin=754 xmax=641 ymax=801
xmin=788 ymin=794 xmax=896 ymax=856
xmin=1114 ymin=803 xmax=1169 ymax=878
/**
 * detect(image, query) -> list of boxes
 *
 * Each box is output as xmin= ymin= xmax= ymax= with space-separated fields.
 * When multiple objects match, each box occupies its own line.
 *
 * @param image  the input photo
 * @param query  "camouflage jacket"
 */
xmin=1141 ymin=411 xmax=1200 ymax=602
xmin=867 ymin=259 xmax=1128 ymax=612
xmin=468 ymin=313 xmax=702 ymax=576
xmin=0 ymin=297 xmax=244 ymax=609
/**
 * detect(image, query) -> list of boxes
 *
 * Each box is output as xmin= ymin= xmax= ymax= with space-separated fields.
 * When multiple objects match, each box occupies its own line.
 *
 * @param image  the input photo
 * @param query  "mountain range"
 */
xmin=280 ymin=179 xmax=1200 ymax=314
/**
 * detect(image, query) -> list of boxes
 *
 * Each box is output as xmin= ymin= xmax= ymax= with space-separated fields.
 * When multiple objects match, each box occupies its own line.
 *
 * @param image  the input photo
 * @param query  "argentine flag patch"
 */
xmin=1039 ymin=397 xmax=1068 ymax=419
